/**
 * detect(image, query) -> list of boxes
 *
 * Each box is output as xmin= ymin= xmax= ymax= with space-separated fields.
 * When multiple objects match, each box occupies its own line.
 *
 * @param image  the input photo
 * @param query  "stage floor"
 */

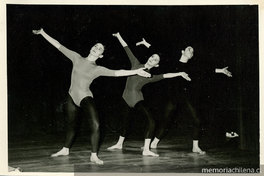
xmin=8 ymin=132 xmax=259 ymax=173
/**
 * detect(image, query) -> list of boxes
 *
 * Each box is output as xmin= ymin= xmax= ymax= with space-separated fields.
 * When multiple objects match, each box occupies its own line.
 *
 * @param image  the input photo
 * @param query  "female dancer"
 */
xmin=32 ymin=28 xmax=151 ymax=165
xmin=107 ymin=32 xmax=191 ymax=156
xmin=150 ymin=46 xmax=232 ymax=154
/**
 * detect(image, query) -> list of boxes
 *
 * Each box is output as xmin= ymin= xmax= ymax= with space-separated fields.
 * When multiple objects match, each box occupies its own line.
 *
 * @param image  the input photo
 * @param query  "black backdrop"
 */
xmin=7 ymin=5 xmax=259 ymax=150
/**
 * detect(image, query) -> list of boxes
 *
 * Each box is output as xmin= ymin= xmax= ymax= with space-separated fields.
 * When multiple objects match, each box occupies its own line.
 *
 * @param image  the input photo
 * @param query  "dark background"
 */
xmin=7 ymin=5 xmax=259 ymax=151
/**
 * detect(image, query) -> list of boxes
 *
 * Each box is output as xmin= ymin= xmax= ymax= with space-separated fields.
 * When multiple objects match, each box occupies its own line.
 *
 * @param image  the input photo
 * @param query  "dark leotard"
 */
xmin=122 ymin=46 xmax=163 ymax=107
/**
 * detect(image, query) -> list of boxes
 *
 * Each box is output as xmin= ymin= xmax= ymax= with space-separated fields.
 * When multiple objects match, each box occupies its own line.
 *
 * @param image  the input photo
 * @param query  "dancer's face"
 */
xmin=182 ymin=46 xmax=194 ymax=60
xmin=90 ymin=43 xmax=104 ymax=58
xmin=146 ymin=54 xmax=160 ymax=67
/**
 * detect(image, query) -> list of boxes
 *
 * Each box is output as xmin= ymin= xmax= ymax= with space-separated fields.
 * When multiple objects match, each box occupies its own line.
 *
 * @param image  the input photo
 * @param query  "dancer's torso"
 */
xmin=59 ymin=46 xmax=115 ymax=106
xmin=122 ymin=46 xmax=163 ymax=107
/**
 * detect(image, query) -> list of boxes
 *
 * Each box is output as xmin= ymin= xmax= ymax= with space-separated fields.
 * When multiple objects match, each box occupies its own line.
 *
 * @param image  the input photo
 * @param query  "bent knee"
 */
xmin=91 ymin=122 xmax=100 ymax=132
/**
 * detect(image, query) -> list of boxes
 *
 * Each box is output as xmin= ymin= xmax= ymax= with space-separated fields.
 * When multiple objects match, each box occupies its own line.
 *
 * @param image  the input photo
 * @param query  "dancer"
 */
xmin=107 ymin=32 xmax=191 ymax=157
xmin=150 ymin=46 xmax=232 ymax=154
xmin=32 ymin=28 xmax=151 ymax=165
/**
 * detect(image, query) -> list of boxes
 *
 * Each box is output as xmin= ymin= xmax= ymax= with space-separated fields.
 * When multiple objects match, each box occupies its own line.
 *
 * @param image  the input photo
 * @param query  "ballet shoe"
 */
xmin=90 ymin=156 xmax=104 ymax=165
xmin=107 ymin=144 xmax=122 ymax=150
xmin=150 ymin=143 xmax=158 ymax=149
xmin=51 ymin=148 xmax=69 ymax=157
xmin=142 ymin=150 xmax=159 ymax=157
xmin=192 ymin=148 xmax=206 ymax=155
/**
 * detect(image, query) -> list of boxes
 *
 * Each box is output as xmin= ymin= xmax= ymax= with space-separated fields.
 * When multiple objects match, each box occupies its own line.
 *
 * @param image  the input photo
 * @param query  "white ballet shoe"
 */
xmin=143 ymin=150 xmax=159 ymax=157
xmin=90 ymin=156 xmax=104 ymax=165
xmin=192 ymin=148 xmax=206 ymax=155
xmin=51 ymin=147 xmax=69 ymax=157
xmin=8 ymin=166 xmax=22 ymax=172
xmin=150 ymin=143 xmax=158 ymax=149
xmin=107 ymin=144 xmax=122 ymax=150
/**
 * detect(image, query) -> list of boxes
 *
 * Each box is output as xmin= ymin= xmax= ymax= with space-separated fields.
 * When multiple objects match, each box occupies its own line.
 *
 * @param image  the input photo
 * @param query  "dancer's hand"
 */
xmin=180 ymin=72 xmax=191 ymax=81
xmin=220 ymin=66 xmax=232 ymax=77
xmin=112 ymin=32 xmax=120 ymax=37
xmin=136 ymin=68 xmax=151 ymax=78
xmin=32 ymin=28 xmax=44 ymax=35
xmin=136 ymin=38 xmax=151 ymax=48
xmin=112 ymin=32 xmax=127 ymax=47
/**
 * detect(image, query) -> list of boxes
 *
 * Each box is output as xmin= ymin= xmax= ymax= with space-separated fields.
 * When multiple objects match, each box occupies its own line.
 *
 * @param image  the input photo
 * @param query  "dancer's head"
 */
xmin=90 ymin=43 xmax=105 ymax=59
xmin=145 ymin=54 xmax=160 ymax=69
xmin=181 ymin=46 xmax=194 ymax=61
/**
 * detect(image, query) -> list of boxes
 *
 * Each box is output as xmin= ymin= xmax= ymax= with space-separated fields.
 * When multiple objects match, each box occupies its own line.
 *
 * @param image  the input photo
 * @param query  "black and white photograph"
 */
xmin=1 ymin=0 xmax=262 ymax=174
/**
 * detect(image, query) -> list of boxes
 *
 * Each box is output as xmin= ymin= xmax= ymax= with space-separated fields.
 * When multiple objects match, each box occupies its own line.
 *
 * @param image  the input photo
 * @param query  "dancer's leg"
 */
xmin=151 ymin=100 xmax=175 ymax=149
xmin=80 ymin=96 xmax=103 ymax=165
xmin=107 ymin=99 xmax=131 ymax=150
xmin=51 ymin=95 xmax=79 ymax=157
xmin=135 ymin=101 xmax=158 ymax=157
xmin=184 ymin=99 xmax=205 ymax=154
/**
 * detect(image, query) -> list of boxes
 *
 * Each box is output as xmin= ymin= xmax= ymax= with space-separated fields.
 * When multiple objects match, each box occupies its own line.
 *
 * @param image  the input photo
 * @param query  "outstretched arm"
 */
xmin=100 ymin=67 xmax=151 ymax=78
xmin=115 ymin=68 xmax=151 ymax=77
xmin=112 ymin=32 xmax=140 ymax=66
xmin=112 ymin=32 xmax=128 ymax=47
xmin=32 ymin=28 xmax=61 ymax=49
xmin=33 ymin=28 xmax=80 ymax=62
xmin=215 ymin=66 xmax=232 ymax=77
xmin=163 ymin=72 xmax=191 ymax=81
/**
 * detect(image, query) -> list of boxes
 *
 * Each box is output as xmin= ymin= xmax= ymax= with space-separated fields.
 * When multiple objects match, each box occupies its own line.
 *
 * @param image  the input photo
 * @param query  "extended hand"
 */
xmin=32 ymin=28 xmax=44 ymax=35
xmin=112 ymin=32 xmax=120 ymax=37
xmin=180 ymin=72 xmax=191 ymax=81
xmin=136 ymin=68 xmax=151 ymax=78
xmin=221 ymin=66 xmax=232 ymax=77
xmin=136 ymin=38 xmax=151 ymax=48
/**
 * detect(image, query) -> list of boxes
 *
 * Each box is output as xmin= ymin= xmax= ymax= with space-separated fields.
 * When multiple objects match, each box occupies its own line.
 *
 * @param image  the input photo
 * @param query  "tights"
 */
xmin=120 ymin=100 xmax=155 ymax=139
xmin=155 ymin=96 xmax=201 ymax=140
xmin=64 ymin=95 xmax=100 ymax=153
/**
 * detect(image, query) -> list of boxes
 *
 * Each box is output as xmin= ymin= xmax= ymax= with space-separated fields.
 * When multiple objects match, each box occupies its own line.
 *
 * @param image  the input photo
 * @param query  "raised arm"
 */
xmin=215 ymin=66 xmax=232 ymax=77
xmin=163 ymin=72 xmax=191 ymax=81
xmin=112 ymin=32 xmax=140 ymax=66
xmin=32 ymin=28 xmax=61 ymax=49
xmin=33 ymin=28 xmax=80 ymax=62
xmin=112 ymin=32 xmax=128 ymax=47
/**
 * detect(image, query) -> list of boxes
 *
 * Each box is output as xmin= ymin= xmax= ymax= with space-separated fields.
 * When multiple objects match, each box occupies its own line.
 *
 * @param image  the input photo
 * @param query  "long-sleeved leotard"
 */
xmin=58 ymin=45 xmax=116 ymax=106
xmin=118 ymin=46 xmax=163 ymax=139
xmin=155 ymin=59 xmax=216 ymax=140
xmin=122 ymin=46 xmax=163 ymax=107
